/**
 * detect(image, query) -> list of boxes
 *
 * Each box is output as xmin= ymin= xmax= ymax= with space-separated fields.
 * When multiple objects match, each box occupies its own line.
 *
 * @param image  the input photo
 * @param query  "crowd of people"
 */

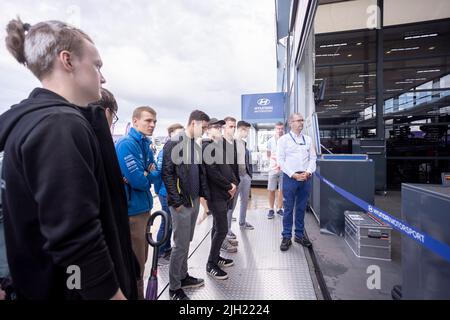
xmin=0 ymin=19 xmax=317 ymax=300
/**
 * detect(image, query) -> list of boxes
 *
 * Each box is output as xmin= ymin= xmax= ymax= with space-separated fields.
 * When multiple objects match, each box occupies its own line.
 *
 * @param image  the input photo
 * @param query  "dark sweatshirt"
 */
xmin=0 ymin=88 xmax=138 ymax=300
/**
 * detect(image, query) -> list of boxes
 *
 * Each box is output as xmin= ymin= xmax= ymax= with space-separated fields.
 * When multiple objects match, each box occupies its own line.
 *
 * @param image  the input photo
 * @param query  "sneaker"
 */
xmin=180 ymin=274 xmax=205 ymax=289
xmin=169 ymin=288 xmax=190 ymax=300
xmin=227 ymin=238 xmax=239 ymax=246
xmin=267 ymin=209 xmax=275 ymax=219
xmin=294 ymin=236 xmax=312 ymax=248
xmin=206 ymin=263 xmax=228 ymax=280
xmin=239 ymin=222 xmax=254 ymax=230
xmin=226 ymin=231 xmax=237 ymax=239
xmin=221 ymin=240 xmax=238 ymax=253
xmin=276 ymin=209 xmax=284 ymax=216
xmin=280 ymin=238 xmax=292 ymax=251
xmin=218 ymin=256 xmax=234 ymax=268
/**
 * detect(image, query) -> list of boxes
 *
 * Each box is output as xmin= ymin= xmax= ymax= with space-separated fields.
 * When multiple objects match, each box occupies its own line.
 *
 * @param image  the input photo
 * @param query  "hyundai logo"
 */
xmin=257 ymin=98 xmax=271 ymax=106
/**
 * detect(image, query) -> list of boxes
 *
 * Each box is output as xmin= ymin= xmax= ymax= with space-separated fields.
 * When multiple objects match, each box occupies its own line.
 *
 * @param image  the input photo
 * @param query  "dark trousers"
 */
xmin=208 ymin=200 xmax=229 ymax=265
xmin=282 ymin=173 xmax=312 ymax=239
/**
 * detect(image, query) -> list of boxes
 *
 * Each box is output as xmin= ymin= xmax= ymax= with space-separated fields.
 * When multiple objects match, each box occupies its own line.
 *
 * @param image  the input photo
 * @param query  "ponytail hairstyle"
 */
xmin=5 ymin=17 xmax=94 ymax=80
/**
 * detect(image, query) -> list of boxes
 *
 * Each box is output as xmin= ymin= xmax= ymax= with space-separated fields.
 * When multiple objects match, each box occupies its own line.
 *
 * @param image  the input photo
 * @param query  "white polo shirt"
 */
xmin=267 ymin=136 xmax=280 ymax=173
xmin=277 ymin=131 xmax=317 ymax=178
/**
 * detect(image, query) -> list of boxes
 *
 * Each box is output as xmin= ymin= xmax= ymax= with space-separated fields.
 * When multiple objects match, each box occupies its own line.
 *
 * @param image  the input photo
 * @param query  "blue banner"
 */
xmin=241 ymin=92 xmax=285 ymax=123
xmin=315 ymin=172 xmax=450 ymax=263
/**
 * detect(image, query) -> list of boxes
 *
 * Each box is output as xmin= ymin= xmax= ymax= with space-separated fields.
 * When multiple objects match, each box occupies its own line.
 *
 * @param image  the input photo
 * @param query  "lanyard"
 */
xmin=289 ymin=132 xmax=306 ymax=145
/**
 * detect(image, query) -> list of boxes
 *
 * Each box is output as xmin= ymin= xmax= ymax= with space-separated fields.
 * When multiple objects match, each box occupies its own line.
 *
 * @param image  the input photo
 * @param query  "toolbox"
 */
xmin=344 ymin=211 xmax=392 ymax=261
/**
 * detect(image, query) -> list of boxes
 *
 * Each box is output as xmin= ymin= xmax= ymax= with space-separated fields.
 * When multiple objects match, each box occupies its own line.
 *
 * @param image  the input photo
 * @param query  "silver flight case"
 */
xmin=344 ymin=211 xmax=392 ymax=261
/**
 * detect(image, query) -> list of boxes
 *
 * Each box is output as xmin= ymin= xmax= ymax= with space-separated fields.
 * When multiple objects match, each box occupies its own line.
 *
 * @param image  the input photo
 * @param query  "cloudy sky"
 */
xmin=0 ymin=0 xmax=277 ymax=136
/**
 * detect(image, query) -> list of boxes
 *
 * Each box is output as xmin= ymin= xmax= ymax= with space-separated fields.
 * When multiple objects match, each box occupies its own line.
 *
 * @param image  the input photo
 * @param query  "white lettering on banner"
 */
xmin=254 ymin=106 xmax=273 ymax=113
xmin=371 ymin=208 xmax=425 ymax=243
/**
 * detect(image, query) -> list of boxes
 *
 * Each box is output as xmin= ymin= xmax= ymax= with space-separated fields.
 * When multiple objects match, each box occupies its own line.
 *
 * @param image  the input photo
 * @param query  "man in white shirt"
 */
xmin=266 ymin=122 xmax=285 ymax=219
xmin=277 ymin=113 xmax=317 ymax=251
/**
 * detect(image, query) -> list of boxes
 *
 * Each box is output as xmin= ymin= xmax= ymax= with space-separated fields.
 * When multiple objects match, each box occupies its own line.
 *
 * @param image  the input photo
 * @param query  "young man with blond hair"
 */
xmin=0 ymin=18 xmax=137 ymax=300
xmin=115 ymin=106 xmax=158 ymax=299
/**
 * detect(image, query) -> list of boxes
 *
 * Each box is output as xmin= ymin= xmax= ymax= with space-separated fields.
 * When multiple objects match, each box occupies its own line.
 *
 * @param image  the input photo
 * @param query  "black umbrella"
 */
xmin=145 ymin=210 xmax=171 ymax=300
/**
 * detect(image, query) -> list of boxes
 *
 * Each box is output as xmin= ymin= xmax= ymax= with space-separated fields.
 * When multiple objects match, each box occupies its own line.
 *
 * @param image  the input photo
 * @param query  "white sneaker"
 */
xmin=226 ymin=231 xmax=237 ymax=239
xmin=220 ymin=241 xmax=238 ymax=253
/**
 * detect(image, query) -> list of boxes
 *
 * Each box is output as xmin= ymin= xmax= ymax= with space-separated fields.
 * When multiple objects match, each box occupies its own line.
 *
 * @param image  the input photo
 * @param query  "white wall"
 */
xmin=315 ymin=0 xmax=450 ymax=34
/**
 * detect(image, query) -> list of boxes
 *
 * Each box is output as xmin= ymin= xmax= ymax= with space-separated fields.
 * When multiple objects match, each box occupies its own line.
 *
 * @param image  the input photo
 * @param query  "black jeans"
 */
xmin=208 ymin=200 xmax=229 ymax=264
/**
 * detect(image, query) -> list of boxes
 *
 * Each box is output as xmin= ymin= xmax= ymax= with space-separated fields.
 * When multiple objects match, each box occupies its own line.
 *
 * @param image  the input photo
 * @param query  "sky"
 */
xmin=0 ymin=0 xmax=277 ymax=137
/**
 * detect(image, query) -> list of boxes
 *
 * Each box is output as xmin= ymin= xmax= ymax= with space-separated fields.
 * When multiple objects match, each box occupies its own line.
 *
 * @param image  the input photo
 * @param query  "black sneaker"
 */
xmin=294 ymin=236 xmax=312 ymax=248
xmin=206 ymin=263 xmax=228 ymax=280
xmin=276 ymin=209 xmax=284 ymax=216
xmin=267 ymin=210 xmax=275 ymax=219
xmin=280 ymin=238 xmax=292 ymax=251
xmin=169 ymin=288 xmax=190 ymax=300
xmin=218 ymin=256 xmax=234 ymax=268
xmin=181 ymin=274 xmax=205 ymax=289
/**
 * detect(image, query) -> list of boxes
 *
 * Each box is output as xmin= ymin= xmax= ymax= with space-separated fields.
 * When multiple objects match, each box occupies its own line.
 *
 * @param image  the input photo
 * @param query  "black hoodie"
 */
xmin=0 ymin=88 xmax=138 ymax=300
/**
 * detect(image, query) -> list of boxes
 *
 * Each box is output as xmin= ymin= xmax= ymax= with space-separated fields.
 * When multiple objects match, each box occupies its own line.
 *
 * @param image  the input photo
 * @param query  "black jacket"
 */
xmin=0 ymin=88 xmax=138 ymax=300
xmin=237 ymin=140 xmax=253 ymax=178
xmin=202 ymin=138 xmax=238 ymax=201
xmin=224 ymin=138 xmax=241 ymax=185
xmin=162 ymin=132 xmax=209 ymax=208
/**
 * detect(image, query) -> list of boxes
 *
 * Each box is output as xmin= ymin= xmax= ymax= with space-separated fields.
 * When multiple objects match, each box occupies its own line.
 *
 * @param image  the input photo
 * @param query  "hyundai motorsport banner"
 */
xmin=241 ymin=92 xmax=285 ymax=123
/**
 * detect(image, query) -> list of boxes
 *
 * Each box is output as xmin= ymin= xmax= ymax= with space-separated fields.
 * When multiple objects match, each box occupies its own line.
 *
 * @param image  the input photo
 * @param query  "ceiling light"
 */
xmin=386 ymin=89 xmax=403 ymax=92
xmin=324 ymin=104 xmax=339 ymax=107
xmin=346 ymin=85 xmax=363 ymax=88
xmin=390 ymin=47 xmax=420 ymax=52
xmin=404 ymin=33 xmax=438 ymax=40
xmin=417 ymin=69 xmax=440 ymax=73
xmin=315 ymin=78 xmax=324 ymax=81
xmin=353 ymin=81 xmax=364 ymax=84
xmin=366 ymin=97 xmax=376 ymax=100
xmin=429 ymin=46 xmax=436 ymax=50
xmin=386 ymin=51 xmax=391 ymax=54
xmin=341 ymin=91 xmax=357 ymax=94
xmin=320 ymin=43 xmax=347 ymax=48
xmin=356 ymin=42 xmax=362 ymax=46
xmin=356 ymin=102 xmax=370 ymax=105
xmin=329 ymin=99 xmax=342 ymax=102
xmin=347 ymin=54 xmax=352 ymax=57
xmin=359 ymin=74 xmax=376 ymax=78
xmin=395 ymin=81 xmax=414 ymax=84
xmin=316 ymin=53 xmax=340 ymax=57
xmin=405 ymin=78 xmax=426 ymax=81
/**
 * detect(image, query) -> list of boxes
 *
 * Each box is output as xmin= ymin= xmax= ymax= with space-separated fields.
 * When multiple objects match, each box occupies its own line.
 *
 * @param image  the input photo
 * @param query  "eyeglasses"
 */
xmin=110 ymin=109 xmax=119 ymax=125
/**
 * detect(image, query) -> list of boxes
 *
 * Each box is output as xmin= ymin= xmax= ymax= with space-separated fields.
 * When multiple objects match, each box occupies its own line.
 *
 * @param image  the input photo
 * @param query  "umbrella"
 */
xmin=145 ymin=210 xmax=171 ymax=300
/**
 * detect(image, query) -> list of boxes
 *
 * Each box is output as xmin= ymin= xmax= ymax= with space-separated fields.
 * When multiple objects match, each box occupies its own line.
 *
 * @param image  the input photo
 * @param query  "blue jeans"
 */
xmin=281 ymin=173 xmax=312 ymax=239
xmin=157 ymin=194 xmax=172 ymax=257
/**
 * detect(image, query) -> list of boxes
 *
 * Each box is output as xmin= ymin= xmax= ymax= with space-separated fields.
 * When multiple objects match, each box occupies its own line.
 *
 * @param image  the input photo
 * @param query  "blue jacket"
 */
xmin=115 ymin=127 xmax=158 ymax=216
xmin=153 ymin=149 xmax=167 ymax=197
